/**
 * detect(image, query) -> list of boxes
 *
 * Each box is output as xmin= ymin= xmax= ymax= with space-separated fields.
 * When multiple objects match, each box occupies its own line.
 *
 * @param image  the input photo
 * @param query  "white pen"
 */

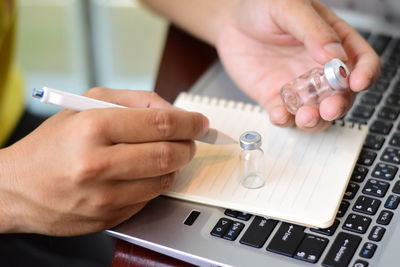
xmin=32 ymin=87 xmax=237 ymax=145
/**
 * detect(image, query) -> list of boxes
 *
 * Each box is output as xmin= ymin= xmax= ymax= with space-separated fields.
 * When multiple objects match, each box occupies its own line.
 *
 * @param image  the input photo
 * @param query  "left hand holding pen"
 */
xmin=216 ymin=0 xmax=380 ymax=131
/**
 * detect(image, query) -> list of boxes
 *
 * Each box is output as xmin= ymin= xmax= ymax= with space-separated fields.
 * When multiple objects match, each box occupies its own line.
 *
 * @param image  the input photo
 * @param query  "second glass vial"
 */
xmin=239 ymin=131 xmax=265 ymax=189
xmin=280 ymin=58 xmax=350 ymax=114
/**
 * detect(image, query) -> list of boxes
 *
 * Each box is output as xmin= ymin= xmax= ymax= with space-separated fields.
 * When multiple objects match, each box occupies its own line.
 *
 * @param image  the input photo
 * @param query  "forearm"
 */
xmin=142 ymin=0 xmax=237 ymax=45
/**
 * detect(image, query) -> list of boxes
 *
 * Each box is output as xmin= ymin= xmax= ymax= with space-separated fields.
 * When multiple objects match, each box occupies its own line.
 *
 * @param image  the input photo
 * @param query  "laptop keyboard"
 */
xmin=209 ymin=31 xmax=400 ymax=267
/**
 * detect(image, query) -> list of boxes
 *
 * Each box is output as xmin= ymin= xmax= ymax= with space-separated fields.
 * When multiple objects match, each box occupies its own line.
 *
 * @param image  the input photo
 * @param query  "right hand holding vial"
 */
xmin=216 ymin=0 xmax=380 ymax=131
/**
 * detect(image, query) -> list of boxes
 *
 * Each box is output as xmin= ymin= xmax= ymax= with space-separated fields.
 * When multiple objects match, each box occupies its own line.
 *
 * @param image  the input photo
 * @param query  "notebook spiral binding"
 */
xmin=181 ymin=93 xmax=263 ymax=113
xmin=181 ymin=93 xmax=365 ymax=130
xmin=332 ymin=120 xmax=365 ymax=130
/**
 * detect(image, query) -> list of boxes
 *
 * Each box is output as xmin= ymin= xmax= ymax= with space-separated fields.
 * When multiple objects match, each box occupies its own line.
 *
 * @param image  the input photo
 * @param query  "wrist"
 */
xmin=0 ymin=146 xmax=22 ymax=233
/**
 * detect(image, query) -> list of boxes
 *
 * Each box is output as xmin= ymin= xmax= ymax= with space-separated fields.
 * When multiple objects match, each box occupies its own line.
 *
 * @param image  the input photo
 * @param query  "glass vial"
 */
xmin=239 ymin=131 xmax=265 ymax=189
xmin=280 ymin=58 xmax=350 ymax=114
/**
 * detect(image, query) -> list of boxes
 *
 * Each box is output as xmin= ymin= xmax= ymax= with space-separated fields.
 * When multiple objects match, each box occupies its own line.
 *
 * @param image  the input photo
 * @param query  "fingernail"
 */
xmin=305 ymin=117 xmax=319 ymax=128
xmin=323 ymin=43 xmax=348 ymax=61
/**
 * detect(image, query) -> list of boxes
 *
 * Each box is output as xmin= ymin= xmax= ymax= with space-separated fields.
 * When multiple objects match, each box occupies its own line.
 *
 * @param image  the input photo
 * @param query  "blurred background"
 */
xmin=16 ymin=0 xmax=400 ymax=116
xmin=16 ymin=0 xmax=167 ymax=115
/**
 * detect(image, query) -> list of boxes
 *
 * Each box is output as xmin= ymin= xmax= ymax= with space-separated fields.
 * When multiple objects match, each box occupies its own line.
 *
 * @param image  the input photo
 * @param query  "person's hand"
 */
xmin=217 ymin=0 xmax=380 ymax=131
xmin=0 ymin=88 xmax=209 ymax=236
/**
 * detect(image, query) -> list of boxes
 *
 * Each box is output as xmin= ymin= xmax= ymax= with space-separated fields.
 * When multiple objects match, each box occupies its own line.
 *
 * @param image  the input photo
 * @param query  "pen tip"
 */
xmin=32 ymin=88 xmax=44 ymax=99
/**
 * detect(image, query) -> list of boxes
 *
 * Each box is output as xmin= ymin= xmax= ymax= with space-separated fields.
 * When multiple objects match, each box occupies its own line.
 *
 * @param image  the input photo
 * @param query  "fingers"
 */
xmin=105 ymin=172 xmax=177 ymax=208
xmin=269 ymin=106 xmax=295 ymax=127
xmin=78 ymin=107 xmax=209 ymax=144
xmin=103 ymin=141 xmax=195 ymax=180
xmin=295 ymin=106 xmax=331 ymax=132
xmin=312 ymin=0 xmax=380 ymax=91
xmin=273 ymin=0 xmax=347 ymax=64
xmin=84 ymin=87 xmax=173 ymax=109
xmin=319 ymin=93 xmax=354 ymax=121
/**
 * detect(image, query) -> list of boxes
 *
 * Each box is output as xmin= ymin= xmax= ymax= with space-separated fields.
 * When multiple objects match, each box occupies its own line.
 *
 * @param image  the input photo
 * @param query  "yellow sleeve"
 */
xmin=0 ymin=66 xmax=24 ymax=147
xmin=0 ymin=1 xmax=25 ymax=147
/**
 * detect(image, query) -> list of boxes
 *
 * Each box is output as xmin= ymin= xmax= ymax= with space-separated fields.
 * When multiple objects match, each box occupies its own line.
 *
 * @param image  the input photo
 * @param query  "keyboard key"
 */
xmin=368 ymin=225 xmax=385 ymax=242
xmin=384 ymin=194 xmax=400 ymax=209
xmin=358 ymin=150 xmax=377 ymax=166
xmin=358 ymin=30 xmax=370 ymax=40
xmin=378 ymin=107 xmax=399 ymax=121
xmin=394 ymin=81 xmax=400 ymax=94
xmin=364 ymin=134 xmax=385 ymax=150
xmin=381 ymin=147 xmax=400 ymax=164
xmin=371 ymin=163 xmax=398 ymax=180
xmin=360 ymin=92 xmax=382 ymax=106
xmin=370 ymin=120 xmax=393 ymax=135
xmin=351 ymin=166 xmax=369 ymax=183
xmin=359 ymin=242 xmax=377 ymax=259
xmin=372 ymin=34 xmax=391 ymax=55
xmin=353 ymin=259 xmax=369 ymax=267
xmin=344 ymin=183 xmax=360 ymax=200
xmin=224 ymin=209 xmax=238 ymax=218
xmin=211 ymin=218 xmax=232 ymax=237
xmin=392 ymin=180 xmax=400 ymax=194
xmin=266 ymin=223 xmax=305 ymax=257
xmin=343 ymin=213 xmax=371 ymax=234
xmin=294 ymin=234 xmax=328 ymax=263
xmin=223 ymin=221 xmax=245 ymax=241
xmin=310 ymin=220 xmax=339 ymax=236
xmin=347 ymin=117 xmax=368 ymax=125
xmin=239 ymin=216 xmax=277 ymax=248
xmin=322 ymin=232 xmax=361 ymax=267
xmin=376 ymin=210 xmax=394 ymax=225
xmin=389 ymin=132 xmax=400 ymax=147
xmin=236 ymin=212 xmax=252 ymax=221
xmin=386 ymin=93 xmax=400 ymax=106
xmin=337 ymin=201 xmax=350 ymax=218
xmin=352 ymin=105 xmax=375 ymax=120
xmin=370 ymin=80 xmax=389 ymax=93
xmin=362 ymin=179 xmax=390 ymax=197
xmin=353 ymin=195 xmax=381 ymax=215
xmin=381 ymin=62 xmax=398 ymax=77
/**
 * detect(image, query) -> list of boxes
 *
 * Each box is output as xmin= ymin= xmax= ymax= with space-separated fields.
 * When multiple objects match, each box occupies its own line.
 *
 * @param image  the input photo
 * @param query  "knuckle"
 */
xmin=77 ymin=112 xmax=108 ymax=137
xmin=91 ymin=190 xmax=116 ymax=211
xmin=159 ymin=172 xmax=177 ymax=191
xmin=72 ymin=155 xmax=108 ymax=185
xmin=152 ymin=110 xmax=176 ymax=138
xmin=148 ymin=91 xmax=160 ymax=100
xmin=154 ymin=142 xmax=175 ymax=173
xmin=84 ymin=87 xmax=107 ymax=98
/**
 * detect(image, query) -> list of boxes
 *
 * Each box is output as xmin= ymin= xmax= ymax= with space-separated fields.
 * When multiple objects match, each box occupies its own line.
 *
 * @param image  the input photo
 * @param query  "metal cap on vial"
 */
xmin=323 ymin=58 xmax=350 ymax=90
xmin=239 ymin=131 xmax=262 ymax=150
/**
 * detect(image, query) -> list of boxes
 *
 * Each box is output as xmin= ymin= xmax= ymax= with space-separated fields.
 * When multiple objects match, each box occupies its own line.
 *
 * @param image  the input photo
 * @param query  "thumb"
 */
xmin=274 ymin=0 xmax=348 ymax=64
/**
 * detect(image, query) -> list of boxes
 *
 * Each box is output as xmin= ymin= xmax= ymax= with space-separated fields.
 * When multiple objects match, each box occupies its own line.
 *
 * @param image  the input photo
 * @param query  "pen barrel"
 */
xmin=42 ymin=87 xmax=125 ymax=111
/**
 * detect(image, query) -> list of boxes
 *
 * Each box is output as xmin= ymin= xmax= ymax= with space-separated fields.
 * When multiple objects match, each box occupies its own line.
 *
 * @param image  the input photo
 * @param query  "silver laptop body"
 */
xmin=108 ymin=3 xmax=400 ymax=266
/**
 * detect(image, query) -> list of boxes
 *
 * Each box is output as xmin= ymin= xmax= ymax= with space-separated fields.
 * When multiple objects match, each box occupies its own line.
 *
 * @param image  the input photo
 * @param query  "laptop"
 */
xmin=107 ymin=2 xmax=400 ymax=266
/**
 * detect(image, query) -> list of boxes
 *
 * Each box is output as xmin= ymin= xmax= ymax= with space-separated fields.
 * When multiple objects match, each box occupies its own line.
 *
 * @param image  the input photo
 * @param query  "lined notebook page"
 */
xmin=166 ymin=93 xmax=368 ymax=228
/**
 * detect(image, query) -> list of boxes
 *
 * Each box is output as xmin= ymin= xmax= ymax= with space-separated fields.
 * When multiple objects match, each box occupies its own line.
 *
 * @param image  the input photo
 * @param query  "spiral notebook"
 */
xmin=166 ymin=93 xmax=368 ymax=228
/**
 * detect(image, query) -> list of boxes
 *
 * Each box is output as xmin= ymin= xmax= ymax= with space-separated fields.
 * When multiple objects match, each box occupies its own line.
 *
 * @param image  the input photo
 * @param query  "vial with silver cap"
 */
xmin=239 ymin=131 xmax=265 ymax=189
xmin=280 ymin=58 xmax=350 ymax=114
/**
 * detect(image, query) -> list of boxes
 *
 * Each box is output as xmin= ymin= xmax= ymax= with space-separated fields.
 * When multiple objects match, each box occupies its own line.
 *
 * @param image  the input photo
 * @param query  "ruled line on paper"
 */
xmin=304 ymin=131 xmax=340 ymax=210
